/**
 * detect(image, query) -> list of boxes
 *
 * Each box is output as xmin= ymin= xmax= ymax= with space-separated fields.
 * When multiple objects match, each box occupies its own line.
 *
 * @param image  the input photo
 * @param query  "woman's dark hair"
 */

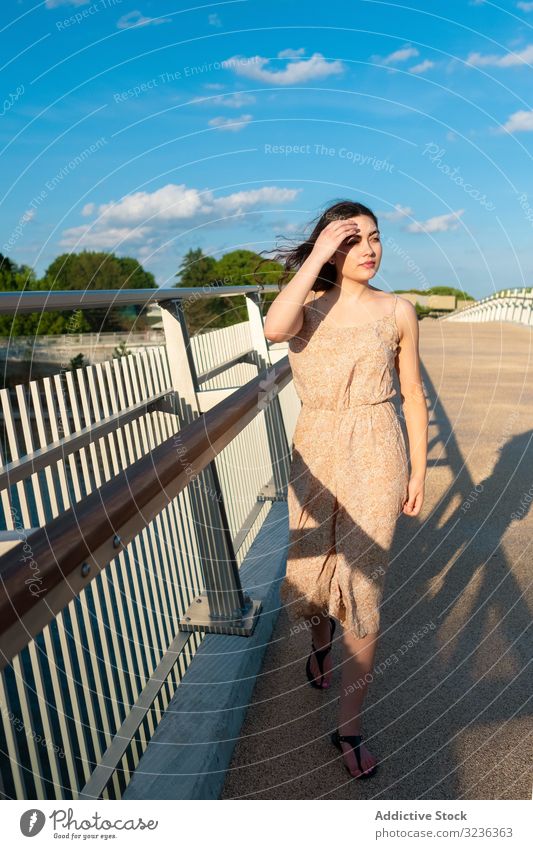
xmin=253 ymin=199 xmax=379 ymax=293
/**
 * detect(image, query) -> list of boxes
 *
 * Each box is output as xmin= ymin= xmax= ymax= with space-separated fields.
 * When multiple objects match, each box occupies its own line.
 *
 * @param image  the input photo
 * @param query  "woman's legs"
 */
xmin=308 ymin=612 xmax=334 ymax=688
xmin=337 ymin=628 xmax=380 ymax=776
xmin=307 ymin=617 xmax=380 ymax=776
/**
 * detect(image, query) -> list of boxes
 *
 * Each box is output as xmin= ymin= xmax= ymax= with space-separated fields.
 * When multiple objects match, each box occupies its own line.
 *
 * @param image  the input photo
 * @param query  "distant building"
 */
xmin=400 ymin=293 xmax=457 ymax=311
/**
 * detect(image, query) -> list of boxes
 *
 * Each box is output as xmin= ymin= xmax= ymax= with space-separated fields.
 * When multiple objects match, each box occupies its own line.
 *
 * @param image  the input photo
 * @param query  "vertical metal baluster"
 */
xmin=125 ymin=354 xmax=177 ymax=643
xmin=91 ymin=364 xmax=149 ymax=690
xmin=52 ymin=372 xmax=113 ymax=789
xmin=83 ymin=365 xmax=141 ymax=781
xmin=0 ymin=671 xmax=26 ymax=797
xmin=62 ymin=371 xmax=126 ymax=777
xmin=115 ymin=354 xmax=170 ymax=662
xmin=74 ymin=366 xmax=134 ymax=727
xmin=27 ymin=382 xmax=81 ymax=794
xmin=14 ymin=385 xmax=68 ymax=798
xmin=102 ymin=361 xmax=157 ymax=730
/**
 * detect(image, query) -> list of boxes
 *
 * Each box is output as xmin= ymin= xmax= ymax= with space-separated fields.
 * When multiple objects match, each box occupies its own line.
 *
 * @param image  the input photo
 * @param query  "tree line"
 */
xmin=0 ymin=248 xmax=283 ymax=336
xmin=0 ymin=248 xmax=471 ymax=337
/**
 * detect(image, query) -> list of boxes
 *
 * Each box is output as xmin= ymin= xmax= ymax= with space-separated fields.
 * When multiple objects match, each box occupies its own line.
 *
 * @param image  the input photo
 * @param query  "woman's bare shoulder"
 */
xmin=394 ymin=293 xmax=417 ymax=317
xmin=394 ymin=294 xmax=418 ymax=339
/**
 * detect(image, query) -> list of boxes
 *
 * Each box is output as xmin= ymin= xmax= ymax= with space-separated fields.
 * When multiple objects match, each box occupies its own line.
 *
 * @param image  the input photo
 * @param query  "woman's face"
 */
xmin=331 ymin=215 xmax=382 ymax=279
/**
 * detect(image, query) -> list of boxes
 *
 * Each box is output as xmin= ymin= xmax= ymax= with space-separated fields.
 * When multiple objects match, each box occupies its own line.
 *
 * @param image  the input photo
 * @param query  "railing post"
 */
xmin=245 ymin=289 xmax=273 ymax=369
xmin=245 ymin=290 xmax=291 ymax=500
xmin=160 ymin=298 xmax=261 ymax=636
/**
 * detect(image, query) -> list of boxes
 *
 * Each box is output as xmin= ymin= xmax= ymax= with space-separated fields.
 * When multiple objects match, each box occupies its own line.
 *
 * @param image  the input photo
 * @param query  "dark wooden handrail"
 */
xmin=0 ymin=357 xmax=292 ymax=668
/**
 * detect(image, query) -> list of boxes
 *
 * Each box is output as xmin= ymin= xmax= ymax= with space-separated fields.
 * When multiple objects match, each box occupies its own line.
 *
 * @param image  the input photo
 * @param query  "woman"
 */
xmin=263 ymin=200 xmax=428 ymax=780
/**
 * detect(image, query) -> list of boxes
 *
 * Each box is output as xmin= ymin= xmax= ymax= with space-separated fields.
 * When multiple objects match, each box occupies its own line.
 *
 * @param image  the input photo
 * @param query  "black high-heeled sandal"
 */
xmin=305 ymin=616 xmax=336 ymax=689
xmin=331 ymin=728 xmax=378 ymax=779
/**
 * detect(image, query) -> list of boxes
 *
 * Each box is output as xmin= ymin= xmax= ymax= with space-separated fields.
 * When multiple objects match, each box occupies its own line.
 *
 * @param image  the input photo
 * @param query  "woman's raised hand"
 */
xmin=310 ymin=218 xmax=361 ymax=265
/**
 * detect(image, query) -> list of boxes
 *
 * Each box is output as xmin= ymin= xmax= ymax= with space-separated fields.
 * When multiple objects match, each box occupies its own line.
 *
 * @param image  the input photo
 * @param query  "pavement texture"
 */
xmin=221 ymin=318 xmax=533 ymax=800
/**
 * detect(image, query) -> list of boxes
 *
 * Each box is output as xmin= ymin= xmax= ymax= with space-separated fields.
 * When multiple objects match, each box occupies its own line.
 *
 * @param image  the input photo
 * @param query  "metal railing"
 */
xmin=441 ymin=286 xmax=533 ymax=325
xmin=0 ymin=284 xmax=296 ymax=800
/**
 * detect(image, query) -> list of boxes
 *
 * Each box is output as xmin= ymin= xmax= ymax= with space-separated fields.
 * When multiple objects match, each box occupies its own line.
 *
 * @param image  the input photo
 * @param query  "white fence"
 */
xmin=0 ymin=287 xmax=298 ymax=800
xmin=442 ymin=287 xmax=533 ymax=326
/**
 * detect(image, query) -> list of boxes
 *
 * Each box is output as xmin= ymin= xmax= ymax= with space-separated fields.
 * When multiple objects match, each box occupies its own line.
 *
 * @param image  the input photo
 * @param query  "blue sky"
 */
xmin=2 ymin=0 xmax=533 ymax=297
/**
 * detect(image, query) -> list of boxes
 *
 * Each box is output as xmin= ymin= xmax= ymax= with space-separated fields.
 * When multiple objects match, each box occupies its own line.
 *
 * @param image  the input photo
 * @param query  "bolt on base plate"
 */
xmin=178 ymin=592 xmax=262 ymax=637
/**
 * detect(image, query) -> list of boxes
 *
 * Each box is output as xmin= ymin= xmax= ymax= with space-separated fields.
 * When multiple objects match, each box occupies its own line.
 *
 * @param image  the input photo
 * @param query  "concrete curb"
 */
xmin=123 ymin=500 xmax=288 ymax=800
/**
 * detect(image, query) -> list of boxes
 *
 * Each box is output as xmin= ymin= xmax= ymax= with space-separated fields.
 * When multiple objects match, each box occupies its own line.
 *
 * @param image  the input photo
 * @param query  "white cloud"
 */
xmin=81 ymin=202 xmax=95 ymax=216
xmin=60 ymin=184 xmax=301 ymax=249
xmin=409 ymin=59 xmax=435 ymax=74
xmin=466 ymin=43 xmax=533 ymax=66
xmin=223 ymin=50 xmax=345 ymax=84
xmin=278 ymin=48 xmax=306 ymax=59
xmin=517 ymin=2 xmax=533 ymax=11
xmin=208 ymin=114 xmax=253 ymax=131
xmin=117 ymin=10 xmax=172 ymax=29
xmin=215 ymin=92 xmax=255 ymax=108
xmin=380 ymin=45 xmax=420 ymax=65
xmin=270 ymin=220 xmax=302 ymax=233
xmin=192 ymin=92 xmax=256 ymax=108
xmin=382 ymin=204 xmax=414 ymax=221
xmin=214 ymin=187 xmax=299 ymax=211
xmin=407 ymin=210 xmax=464 ymax=233
xmin=500 ymin=109 xmax=533 ymax=132
xmin=96 ymin=185 xmax=208 ymax=224
xmin=208 ymin=13 xmax=222 ymax=27
xmin=45 ymin=0 xmax=89 ymax=7
xmin=60 ymin=225 xmax=153 ymax=250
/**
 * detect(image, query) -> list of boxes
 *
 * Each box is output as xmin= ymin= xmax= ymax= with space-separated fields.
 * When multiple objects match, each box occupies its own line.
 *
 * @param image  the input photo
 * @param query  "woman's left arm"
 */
xmin=394 ymin=298 xmax=429 ymax=517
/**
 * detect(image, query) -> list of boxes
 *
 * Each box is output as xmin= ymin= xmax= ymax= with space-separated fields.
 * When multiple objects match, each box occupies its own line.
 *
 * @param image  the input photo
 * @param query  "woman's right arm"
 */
xmin=263 ymin=219 xmax=360 ymax=342
xmin=263 ymin=253 xmax=326 ymax=342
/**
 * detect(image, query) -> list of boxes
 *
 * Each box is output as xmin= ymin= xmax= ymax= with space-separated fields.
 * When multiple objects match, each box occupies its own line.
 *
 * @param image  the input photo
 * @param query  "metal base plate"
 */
xmin=178 ymin=593 xmax=262 ymax=637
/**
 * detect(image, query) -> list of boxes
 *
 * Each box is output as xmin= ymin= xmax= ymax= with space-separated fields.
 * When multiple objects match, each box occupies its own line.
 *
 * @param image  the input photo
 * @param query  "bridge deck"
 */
xmin=222 ymin=318 xmax=533 ymax=800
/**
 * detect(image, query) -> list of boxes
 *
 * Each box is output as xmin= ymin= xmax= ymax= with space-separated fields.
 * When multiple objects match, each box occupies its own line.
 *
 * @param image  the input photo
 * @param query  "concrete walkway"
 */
xmin=221 ymin=318 xmax=533 ymax=800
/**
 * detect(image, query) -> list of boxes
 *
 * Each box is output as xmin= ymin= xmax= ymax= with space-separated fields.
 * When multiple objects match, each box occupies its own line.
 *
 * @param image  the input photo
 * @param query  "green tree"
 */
xmin=0 ymin=253 xmax=65 ymax=336
xmin=173 ymin=248 xmax=221 ymax=332
xmin=112 ymin=341 xmax=131 ymax=358
xmin=42 ymin=251 xmax=156 ymax=331
xmin=174 ymin=247 xmax=284 ymax=333
xmin=214 ymin=249 xmax=284 ymax=323
xmin=425 ymin=286 xmax=474 ymax=301
xmin=69 ymin=353 xmax=86 ymax=370
xmin=394 ymin=285 xmax=475 ymax=301
xmin=0 ymin=251 xmax=156 ymax=336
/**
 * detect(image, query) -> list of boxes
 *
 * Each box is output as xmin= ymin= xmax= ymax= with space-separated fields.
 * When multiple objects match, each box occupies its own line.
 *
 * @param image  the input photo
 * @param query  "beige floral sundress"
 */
xmin=280 ymin=291 xmax=409 ymax=638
